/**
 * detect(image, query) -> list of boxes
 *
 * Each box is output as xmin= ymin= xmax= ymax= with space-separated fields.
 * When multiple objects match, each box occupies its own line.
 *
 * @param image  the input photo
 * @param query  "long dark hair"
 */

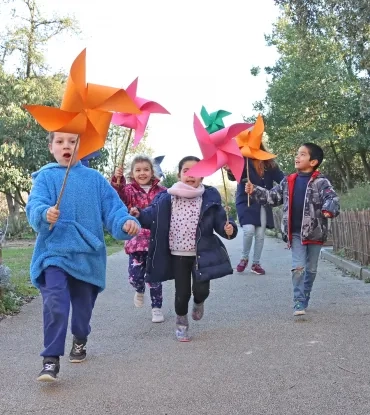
xmin=252 ymin=143 xmax=277 ymax=177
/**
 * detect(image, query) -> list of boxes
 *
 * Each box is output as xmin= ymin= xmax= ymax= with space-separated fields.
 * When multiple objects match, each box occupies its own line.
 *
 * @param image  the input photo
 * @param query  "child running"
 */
xmin=111 ymin=156 xmax=166 ymax=323
xmin=245 ymin=143 xmax=340 ymax=316
xmin=26 ymin=132 xmax=140 ymax=382
xmin=130 ymin=156 xmax=237 ymax=341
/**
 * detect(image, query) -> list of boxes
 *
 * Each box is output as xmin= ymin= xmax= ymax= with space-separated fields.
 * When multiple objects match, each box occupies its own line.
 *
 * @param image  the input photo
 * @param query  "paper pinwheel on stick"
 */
xmin=235 ymin=114 xmax=276 ymax=206
xmin=24 ymin=48 xmax=141 ymax=229
xmin=186 ymin=114 xmax=252 ymax=222
xmin=153 ymin=155 xmax=165 ymax=179
xmin=200 ymin=106 xmax=232 ymax=134
xmin=111 ymin=77 xmax=170 ymax=183
xmin=81 ymin=150 xmax=102 ymax=168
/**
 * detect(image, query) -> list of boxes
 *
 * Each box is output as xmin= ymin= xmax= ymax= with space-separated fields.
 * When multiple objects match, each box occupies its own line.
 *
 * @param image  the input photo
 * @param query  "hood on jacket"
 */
xmin=31 ymin=161 xmax=84 ymax=180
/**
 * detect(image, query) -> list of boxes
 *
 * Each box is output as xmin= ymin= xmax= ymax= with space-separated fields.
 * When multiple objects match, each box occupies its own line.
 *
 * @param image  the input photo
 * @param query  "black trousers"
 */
xmin=171 ymin=255 xmax=210 ymax=316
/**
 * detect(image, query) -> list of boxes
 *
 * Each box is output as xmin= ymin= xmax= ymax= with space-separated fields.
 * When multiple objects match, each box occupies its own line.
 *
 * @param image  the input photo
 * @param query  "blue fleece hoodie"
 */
xmin=26 ymin=161 xmax=140 ymax=292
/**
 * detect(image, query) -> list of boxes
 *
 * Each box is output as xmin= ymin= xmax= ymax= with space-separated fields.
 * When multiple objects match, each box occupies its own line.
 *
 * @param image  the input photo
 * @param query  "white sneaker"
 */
xmin=134 ymin=292 xmax=144 ymax=308
xmin=151 ymin=308 xmax=164 ymax=323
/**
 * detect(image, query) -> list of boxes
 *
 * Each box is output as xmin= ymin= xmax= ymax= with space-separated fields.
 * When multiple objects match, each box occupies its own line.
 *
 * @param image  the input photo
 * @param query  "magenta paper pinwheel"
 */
xmin=186 ymin=114 xmax=253 ymax=182
xmin=111 ymin=77 xmax=170 ymax=146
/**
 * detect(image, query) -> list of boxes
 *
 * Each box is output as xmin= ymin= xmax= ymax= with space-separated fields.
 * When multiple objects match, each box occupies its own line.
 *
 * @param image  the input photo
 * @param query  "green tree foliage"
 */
xmin=250 ymin=9 xmax=370 ymax=191
xmin=161 ymin=171 xmax=178 ymax=188
xmin=0 ymin=69 xmax=65 ymax=203
xmin=0 ymin=0 xmax=77 ymax=232
xmin=273 ymin=0 xmax=370 ymax=74
xmin=0 ymin=0 xmax=154 ymax=234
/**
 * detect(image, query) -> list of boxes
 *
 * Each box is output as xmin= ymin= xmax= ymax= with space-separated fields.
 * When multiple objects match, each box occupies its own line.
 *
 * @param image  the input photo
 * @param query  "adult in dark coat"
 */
xmin=225 ymin=148 xmax=284 ymax=274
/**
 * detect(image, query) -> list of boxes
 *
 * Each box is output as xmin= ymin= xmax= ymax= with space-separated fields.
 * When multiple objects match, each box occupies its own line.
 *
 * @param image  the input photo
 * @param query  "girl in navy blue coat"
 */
xmin=225 ymin=148 xmax=284 ymax=275
xmin=130 ymin=156 xmax=238 ymax=342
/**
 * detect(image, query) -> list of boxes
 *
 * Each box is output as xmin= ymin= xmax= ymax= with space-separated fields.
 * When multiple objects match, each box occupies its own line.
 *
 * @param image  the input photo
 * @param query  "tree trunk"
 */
xmin=5 ymin=193 xmax=20 ymax=235
xmin=359 ymin=149 xmax=370 ymax=180
xmin=342 ymin=156 xmax=354 ymax=189
xmin=329 ymin=140 xmax=352 ymax=190
xmin=25 ymin=0 xmax=36 ymax=78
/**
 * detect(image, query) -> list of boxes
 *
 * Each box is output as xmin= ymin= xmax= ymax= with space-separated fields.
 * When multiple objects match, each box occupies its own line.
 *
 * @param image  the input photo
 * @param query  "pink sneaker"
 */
xmin=251 ymin=264 xmax=266 ymax=275
xmin=236 ymin=259 xmax=248 ymax=272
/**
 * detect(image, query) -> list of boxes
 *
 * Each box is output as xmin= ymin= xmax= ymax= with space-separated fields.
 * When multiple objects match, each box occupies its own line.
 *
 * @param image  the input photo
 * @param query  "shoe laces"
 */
xmin=152 ymin=308 xmax=162 ymax=316
xmin=44 ymin=363 xmax=56 ymax=371
xmin=73 ymin=343 xmax=85 ymax=353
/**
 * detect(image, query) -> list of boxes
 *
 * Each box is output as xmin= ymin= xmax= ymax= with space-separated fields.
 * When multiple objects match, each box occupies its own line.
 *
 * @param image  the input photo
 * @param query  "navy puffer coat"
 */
xmin=137 ymin=186 xmax=238 ymax=283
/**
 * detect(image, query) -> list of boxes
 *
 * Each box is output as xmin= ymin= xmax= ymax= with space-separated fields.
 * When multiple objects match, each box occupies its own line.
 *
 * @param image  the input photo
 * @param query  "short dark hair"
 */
xmin=177 ymin=156 xmax=200 ymax=174
xmin=302 ymin=142 xmax=324 ymax=169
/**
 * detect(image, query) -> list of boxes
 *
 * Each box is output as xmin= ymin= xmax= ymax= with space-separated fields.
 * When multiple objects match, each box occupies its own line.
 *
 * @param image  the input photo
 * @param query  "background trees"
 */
xmin=249 ymin=0 xmax=370 ymax=192
xmin=0 ymin=0 xmax=153 ymax=233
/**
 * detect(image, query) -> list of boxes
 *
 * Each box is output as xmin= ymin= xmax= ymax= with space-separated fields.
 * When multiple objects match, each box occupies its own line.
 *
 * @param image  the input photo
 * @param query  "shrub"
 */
xmin=339 ymin=183 xmax=370 ymax=210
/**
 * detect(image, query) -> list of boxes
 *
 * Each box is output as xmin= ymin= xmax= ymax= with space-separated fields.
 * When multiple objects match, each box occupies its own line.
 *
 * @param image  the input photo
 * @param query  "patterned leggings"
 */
xmin=128 ymin=252 xmax=163 ymax=309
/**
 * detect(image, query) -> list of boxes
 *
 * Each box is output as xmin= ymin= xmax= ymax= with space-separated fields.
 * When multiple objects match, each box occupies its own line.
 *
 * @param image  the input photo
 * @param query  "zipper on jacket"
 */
xmin=194 ymin=201 xmax=218 ymax=270
xmin=300 ymin=176 xmax=314 ymax=243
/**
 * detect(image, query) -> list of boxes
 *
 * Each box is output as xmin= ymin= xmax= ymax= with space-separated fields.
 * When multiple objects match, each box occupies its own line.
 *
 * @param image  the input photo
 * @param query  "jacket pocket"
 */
xmin=45 ymin=220 xmax=104 ymax=254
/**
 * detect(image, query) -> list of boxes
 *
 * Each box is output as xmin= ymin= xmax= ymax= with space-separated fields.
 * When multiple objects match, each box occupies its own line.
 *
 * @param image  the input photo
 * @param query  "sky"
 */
xmin=3 ymin=0 xmax=281 ymax=185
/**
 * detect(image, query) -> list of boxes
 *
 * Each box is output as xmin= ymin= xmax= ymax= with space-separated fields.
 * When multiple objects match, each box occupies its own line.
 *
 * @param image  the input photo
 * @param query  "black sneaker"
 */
xmin=69 ymin=336 xmax=87 ymax=363
xmin=37 ymin=357 xmax=60 ymax=382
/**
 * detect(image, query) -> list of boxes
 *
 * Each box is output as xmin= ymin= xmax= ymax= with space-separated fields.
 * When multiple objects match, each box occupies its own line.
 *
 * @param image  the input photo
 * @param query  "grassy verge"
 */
xmin=105 ymin=233 xmax=123 ymax=256
xmin=106 ymin=244 xmax=123 ymax=255
xmin=0 ymin=240 xmax=123 ymax=317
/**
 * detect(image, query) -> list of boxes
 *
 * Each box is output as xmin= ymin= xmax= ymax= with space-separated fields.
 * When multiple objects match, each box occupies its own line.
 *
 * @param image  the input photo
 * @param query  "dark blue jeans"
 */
xmin=39 ymin=266 xmax=99 ymax=357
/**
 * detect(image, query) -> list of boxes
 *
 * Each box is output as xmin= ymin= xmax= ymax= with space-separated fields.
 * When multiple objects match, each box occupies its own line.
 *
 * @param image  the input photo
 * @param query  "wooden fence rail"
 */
xmin=331 ymin=210 xmax=370 ymax=266
xmin=272 ymin=208 xmax=370 ymax=264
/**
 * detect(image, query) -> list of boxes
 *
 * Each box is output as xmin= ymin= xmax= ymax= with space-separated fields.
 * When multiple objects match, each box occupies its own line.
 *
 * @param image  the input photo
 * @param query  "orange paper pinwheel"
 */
xmin=24 ymin=49 xmax=141 ymax=159
xmin=235 ymin=114 xmax=276 ymax=160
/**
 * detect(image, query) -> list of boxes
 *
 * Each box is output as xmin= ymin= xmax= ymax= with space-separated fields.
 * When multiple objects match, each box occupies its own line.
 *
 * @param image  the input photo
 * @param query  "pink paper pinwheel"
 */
xmin=111 ymin=77 xmax=170 ymax=146
xmin=186 ymin=114 xmax=253 ymax=182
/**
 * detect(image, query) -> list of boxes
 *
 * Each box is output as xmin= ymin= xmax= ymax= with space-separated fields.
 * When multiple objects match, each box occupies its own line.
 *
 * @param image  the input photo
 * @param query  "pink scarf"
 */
xmin=167 ymin=182 xmax=205 ymax=198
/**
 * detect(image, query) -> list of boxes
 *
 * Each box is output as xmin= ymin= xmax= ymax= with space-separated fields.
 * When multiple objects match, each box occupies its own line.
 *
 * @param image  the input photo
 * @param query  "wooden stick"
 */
xmin=221 ymin=168 xmax=230 ymax=239
xmin=117 ymin=128 xmax=133 ymax=185
xmin=49 ymin=136 xmax=80 ymax=230
xmin=246 ymin=158 xmax=250 ymax=207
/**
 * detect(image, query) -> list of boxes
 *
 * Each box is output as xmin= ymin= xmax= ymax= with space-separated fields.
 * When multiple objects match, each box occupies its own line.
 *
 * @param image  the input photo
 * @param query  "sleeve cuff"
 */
xmin=322 ymin=210 xmax=333 ymax=218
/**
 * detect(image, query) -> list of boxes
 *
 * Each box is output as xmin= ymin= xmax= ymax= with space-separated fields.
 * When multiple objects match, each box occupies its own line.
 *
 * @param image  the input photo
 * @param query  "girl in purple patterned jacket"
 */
xmin=111 ymin=155 xmax=166 ymax=323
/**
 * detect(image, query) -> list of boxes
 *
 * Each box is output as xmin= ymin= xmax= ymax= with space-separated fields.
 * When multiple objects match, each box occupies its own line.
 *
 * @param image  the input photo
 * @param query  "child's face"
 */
xmin=179 ymin=160 xmax=202 ymax=188
xmin=132 ymin=161 xmax=153 ymax=186
xmin=295 ymin=146 xmax=318 ymax=172
xmin=49 ymin=132 xmax=79 ymax=167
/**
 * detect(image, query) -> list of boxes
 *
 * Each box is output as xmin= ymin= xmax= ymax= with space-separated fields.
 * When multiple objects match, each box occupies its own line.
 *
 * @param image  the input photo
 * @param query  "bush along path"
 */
xmin=0 ymin=243 xmax=38 ymax=318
